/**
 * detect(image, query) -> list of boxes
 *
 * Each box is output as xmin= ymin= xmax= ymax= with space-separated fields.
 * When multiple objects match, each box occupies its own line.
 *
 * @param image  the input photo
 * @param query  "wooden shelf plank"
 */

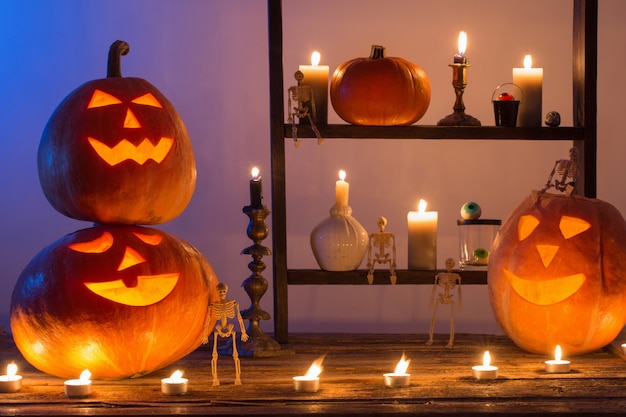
xmin=287 ymin=269 xmax=487 ymax=285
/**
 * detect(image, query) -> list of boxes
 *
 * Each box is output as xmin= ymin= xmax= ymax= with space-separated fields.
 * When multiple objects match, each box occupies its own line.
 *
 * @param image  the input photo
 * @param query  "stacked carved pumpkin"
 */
xmin=10 ymin=41 xmax=218 ymax=380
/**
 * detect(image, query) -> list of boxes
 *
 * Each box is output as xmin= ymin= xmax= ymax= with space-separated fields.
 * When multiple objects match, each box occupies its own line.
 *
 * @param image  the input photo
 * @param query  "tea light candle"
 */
xmin=407 ymin=199 xmax=438 ymax=270
xmin=250 ymin=166 xmax=263 ymax=208
xmin=383 ymin=354 xmax=411 ymax=388
xmin=512 ymin=54 xmax=543 ymax=127
xmin=299 ymin=51 xmax=329 ymax=124
xmin=335 ymin=170 xmax=349 ymax=207
xmin=0 ymin=363 xmax=22 ymax=393
xmin=545 ymin=345 xmax=571 ymax=373
xmin=64 ymin=369 xmax=92 ymax=398
xmin=161 ymin=370 xmax=188 ymax=395
xmin=621 ymin=343 xmax=626 ymax=355
xmin=472 ymin=351 xmax=498 ymax=380
xmin=294 ymin=357 xmax=324 ymax=393
xmin=453 ymin=31 xmax=468 ymax=64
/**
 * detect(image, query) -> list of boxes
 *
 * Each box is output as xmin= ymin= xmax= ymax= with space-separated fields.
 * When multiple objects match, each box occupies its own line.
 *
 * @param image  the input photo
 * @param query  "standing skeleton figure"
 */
xmin=287 ymin=70 xmax=323 ymax=147
xmin=366 ymin=216 xmax=397 ymax=284
xmin=540 ymin=147 xmax=579 ymax=196
xmin=203 ymin=282 xmax=248 ymax=386
xmin=426 ymin=258 xmax=462 ymax=347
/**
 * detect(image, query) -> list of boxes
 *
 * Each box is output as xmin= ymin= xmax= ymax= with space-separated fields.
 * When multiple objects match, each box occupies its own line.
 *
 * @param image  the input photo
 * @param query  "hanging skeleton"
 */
xmin=287 ymin=70 xmax=323 ymax=147
xmin=539 ymin=147 xmax=579 ymax=196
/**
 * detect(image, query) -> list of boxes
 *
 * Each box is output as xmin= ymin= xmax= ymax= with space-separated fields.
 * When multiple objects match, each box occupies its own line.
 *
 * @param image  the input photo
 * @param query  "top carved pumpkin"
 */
xmin=38 ymin=40 xmax=196 ymax=225
xmin=330 ymin=45 xmax=431 ymax=126
xmin=488 ymin=192 xmax=626 ymax=355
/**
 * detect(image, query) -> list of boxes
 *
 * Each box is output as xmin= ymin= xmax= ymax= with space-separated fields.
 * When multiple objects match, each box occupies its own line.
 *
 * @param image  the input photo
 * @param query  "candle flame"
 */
xmin=311 ymin=51 xmax=321 ymax=67
xmin=457 ymin=31 xmax=467 ymax=55
xmin=170 ymin=370 xmax=184 ymax=381
xmin=304 ymin=356 xmax=325 ymax=378
xmin=394 ymin=354 xmax=410 ymax=374
xmin=555 ymin=345 xmax=562 ymax=361
xmin=523 ymin=54 xmax=533 ymax=69
xmin=418 ymin=199 xmax=427 ymax=213
xmin=7 ymin=363 xmax=17 ymax=378
xmin=483 ymin=351 xmax=491 ymax=367
xmin=251 ymin=166 xmax=260 ymax=179
xmin=79 ymin=369 xmax=91 ymax=383
xmin=339 ymin=169 xmax=346 ymax=182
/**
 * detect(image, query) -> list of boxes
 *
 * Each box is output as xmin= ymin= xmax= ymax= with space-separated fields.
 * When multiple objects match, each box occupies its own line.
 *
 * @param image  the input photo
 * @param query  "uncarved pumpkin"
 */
xmin=488 ymin=192 xmax=626 ymax=355
xmin=10 ymin=224 xmax=218 ymax=380
xmin=330 ymin=45 xmax=431 ymax=126
xmin=38 ymin=40 xmax=196 ymax=225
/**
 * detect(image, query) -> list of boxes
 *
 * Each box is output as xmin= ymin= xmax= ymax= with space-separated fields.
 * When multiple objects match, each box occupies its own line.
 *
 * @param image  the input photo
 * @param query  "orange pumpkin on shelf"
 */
xmin=488 ymin=192 xmax=626 ymax=355
xmin=330 ymin=45 xmax=431 ymax=126
xmin=10 ymin=225 xmax=218 ymax=380
xmin=38 ymin=40 xmax=196 ymax=225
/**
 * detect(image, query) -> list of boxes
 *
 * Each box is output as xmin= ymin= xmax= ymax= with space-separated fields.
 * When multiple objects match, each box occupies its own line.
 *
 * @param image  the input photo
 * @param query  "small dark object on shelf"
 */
xmin=545 ymin=111 xmax=561 ymax=127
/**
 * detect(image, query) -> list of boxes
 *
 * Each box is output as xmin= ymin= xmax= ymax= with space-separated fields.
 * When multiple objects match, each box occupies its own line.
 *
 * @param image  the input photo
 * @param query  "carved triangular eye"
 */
xmin=560 ymin=216 xmax=591 ymax=239
xmin=87 ymin=90 xmax=122 ymax=108
xmin=131 ymin=93 xmax=162 ymax=108
xmin=518 ymin=215 xmax=540 ymax=241
xmin=68 ymin=232 xmax=114 ymax=253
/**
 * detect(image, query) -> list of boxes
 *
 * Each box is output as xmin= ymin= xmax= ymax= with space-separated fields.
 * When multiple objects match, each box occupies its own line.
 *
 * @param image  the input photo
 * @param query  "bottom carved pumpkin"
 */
xmin=10 ymin=225 xmax=218 ymax=380
xmin=488 ymin=192 xmax=626 ymax=355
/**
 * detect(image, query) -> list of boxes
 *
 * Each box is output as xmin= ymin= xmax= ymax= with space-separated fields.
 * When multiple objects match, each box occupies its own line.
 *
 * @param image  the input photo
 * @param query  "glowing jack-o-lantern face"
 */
xmin=488 ymin=193 xmax=626 ymax=355
xmin=37 ymin=40 xmax=196 ymax=225
xmin=10 ymin=225 xmax=219 ymax=380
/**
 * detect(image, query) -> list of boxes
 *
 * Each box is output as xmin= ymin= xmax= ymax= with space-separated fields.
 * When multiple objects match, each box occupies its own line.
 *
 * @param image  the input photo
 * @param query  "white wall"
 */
xmin=1 ymin=0 xmax=624 ymax=338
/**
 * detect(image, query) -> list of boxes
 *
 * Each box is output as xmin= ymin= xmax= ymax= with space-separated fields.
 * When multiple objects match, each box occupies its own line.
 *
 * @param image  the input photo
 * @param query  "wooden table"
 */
xmin=2 ymin=331 xmax=626 ymax=416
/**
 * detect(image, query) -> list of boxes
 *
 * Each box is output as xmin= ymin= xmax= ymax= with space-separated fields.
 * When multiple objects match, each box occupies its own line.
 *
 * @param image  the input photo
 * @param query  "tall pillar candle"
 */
xmin=335 ymin=170 xmax=349 ymax=207
xmin=299 ymin=51 xmax=329 ymax=124
xmin=407 ymin=199 xmax=438 ymax=269
xmin=512 ymin=55 xmax=543 ymax=127
xmin=250 ymin=166 xmax=263 ymax=208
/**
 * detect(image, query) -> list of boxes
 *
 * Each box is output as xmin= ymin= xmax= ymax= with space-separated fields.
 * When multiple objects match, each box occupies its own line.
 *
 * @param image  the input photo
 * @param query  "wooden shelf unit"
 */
xmin=268 ymin=0 xmax=597 ymax=344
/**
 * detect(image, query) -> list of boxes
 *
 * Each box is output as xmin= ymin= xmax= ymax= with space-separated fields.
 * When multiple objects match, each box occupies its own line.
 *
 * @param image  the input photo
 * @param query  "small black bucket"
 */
xmin=492 ymin=83 xmax=522 ymax=127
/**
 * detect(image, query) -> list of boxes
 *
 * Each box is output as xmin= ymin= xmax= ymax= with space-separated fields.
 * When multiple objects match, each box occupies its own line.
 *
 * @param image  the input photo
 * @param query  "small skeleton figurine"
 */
xmin=203 ymin=282 xmax=249 ymax=386
xmin=366 ymin=216 xmax=397 ymax=284
xmin=426 ymin=258 xmax=462 ymax=348
xmin=539 ymin=147 xmax=579 ymax=196
xmin=287 ymin=70 xmax=323 ymax=147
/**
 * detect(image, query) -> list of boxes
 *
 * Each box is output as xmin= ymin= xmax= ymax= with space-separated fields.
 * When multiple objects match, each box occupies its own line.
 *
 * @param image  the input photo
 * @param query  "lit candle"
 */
xmin=299 ymin=51 xmax=329 ymax=124
xmin=0 ymin=363 xmax=22 ymax=393
xmin=383 ymin=354 xmax=411 ymax=388
xmin=335 ymin=170 xmax=349 ymax=207
xmin=545 ymin=345 xmax=571 ymax=373
xmin=472 ymin=351 xmax=498 ymax=380
xmin=512 ymin=54 xmax=543 ymax=127
xmin=250 ymin=166 xmax=263 ymax=208
xmin=293 ymin=356 xmax=324 ymax=393
xmin=621 ymin=343 xmax=626 ymax=355
xmin=64 ymin=369 xmax=92 ymax=398
xmin=407 ymin=199 xmax=438 ymax=270
xmin=453 ymin=31 xmax=468 ymax=64
xmin=161 ymin=369 xmax=188 ymax=395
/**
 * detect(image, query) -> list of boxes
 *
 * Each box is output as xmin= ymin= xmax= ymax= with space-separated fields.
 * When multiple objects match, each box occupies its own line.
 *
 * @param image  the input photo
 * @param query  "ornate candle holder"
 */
xmin=237 ymin=203 xmax=293 ymax=357
xmin=437 ymin=63 xmax=481 ymax=126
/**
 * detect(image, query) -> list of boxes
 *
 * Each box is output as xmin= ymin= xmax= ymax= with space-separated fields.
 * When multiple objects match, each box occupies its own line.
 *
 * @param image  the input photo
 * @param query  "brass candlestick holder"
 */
xmin=237 ymin=203 xmax=292 ymax=357
xmin=437 ymin=63 xmax=481 ymax=126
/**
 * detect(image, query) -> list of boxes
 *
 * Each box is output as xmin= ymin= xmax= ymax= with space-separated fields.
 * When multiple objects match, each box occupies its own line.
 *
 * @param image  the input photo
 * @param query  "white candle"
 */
xmin=545 ymin=345 xmax=571 ymax=373
xmin=335 ymin=169 xmax=349 ymax=207
xmin=453 ymin=31 xmax=468 ymax=64
xmin=512 ymin=54 xmax=543 ymax=127
xmin=472 ymin=351 xmax=498 ymax=380
xmin=383 ymin=354 xmax=411 ymax=388
xmin=0 ymin=363 xmax=22 ymax=393
xmin=161 ymin=370 xmax=188 ymax=395
xmin=299 ymin=51 xmax=329 ymax=124
xmin=64 ymin=369 xmax=92 ymax=398
xmin=294 ymin=357 xmax=324 ymax=393
xmin=407 ymin=199 xmax=438 ymax=269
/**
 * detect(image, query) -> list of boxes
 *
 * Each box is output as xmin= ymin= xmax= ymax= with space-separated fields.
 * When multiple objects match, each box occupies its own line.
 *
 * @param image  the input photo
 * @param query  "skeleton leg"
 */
xmin=211 ymin=332 xmax=220 ymax=386
xmin=232 ymin=332 xmax=242 ymax=385
xmin=307 ymin=115 xmax=323 ymax=145
xmin=426 ymin=300 xmax=440 ymax=345
xmin=447 ymin=301 xmax=456 ymax=348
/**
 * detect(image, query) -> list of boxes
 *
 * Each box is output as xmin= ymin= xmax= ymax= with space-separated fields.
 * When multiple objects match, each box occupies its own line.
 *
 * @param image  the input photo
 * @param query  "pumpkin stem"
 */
xmin=369 ymin=45 xmax=386 ymax=60
xmin=107 ymin=40 xmax=130 ymax=78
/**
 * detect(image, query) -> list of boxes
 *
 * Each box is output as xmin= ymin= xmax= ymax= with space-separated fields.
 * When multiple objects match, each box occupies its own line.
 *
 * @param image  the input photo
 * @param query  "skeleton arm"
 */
xmin=235 ymin=301 xmax=249 ymax=342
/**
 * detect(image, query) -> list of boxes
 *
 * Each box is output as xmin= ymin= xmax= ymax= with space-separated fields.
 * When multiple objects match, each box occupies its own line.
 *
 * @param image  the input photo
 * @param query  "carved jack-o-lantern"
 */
xmin=10 ymin=225 xmax=218 ymax=380
xmin=38 ymin=40 xmax=196 ymax=225
xmin=488 ymin=193 xmax=626 ymax=355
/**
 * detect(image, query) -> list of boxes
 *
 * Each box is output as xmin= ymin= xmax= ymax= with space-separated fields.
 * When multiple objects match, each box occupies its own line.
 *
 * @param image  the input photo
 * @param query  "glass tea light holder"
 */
xmin=457 ymin=219 xmax=501 ymax=270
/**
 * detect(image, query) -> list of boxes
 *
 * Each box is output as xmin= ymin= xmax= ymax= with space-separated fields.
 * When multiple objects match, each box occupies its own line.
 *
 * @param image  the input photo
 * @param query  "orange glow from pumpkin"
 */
xmin=505 ymin=271 xmax=585 ymax=305
xmin=518 ymin=214 xmax=540 ymax=241
xmin=87 ymin=90 xmax=122 ymax=108
xmin=87 ymin=137 xmax=173 ymax=166
xmin=131 ymin=92 xmax=162 ymax=108
xmin=117 ymin=247 xmax=146 ymax=271
xmin=68 ymin=232 xmax=114 ymax=253
xmin=559 ymin=216 xmax=591 ymax=239
xmin=84 ymin=274 xmax=179 ymax=306
xmin=536 ymin=244 xmax=559 ymax=268
xmin=133 ymin=232 xmax=163 ymax=246
xmin=123 ymin=109 xmax=141 ymax=128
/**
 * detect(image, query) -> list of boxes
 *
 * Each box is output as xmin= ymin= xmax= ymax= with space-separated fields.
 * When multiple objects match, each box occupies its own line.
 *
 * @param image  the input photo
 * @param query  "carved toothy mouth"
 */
xmin=88 ymin=137 xmax=173 ymax=166
xmin=84 ymin=273 xmax=179 ymax=306
xmin=504 ymin=269 xmax=585 ymax=305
